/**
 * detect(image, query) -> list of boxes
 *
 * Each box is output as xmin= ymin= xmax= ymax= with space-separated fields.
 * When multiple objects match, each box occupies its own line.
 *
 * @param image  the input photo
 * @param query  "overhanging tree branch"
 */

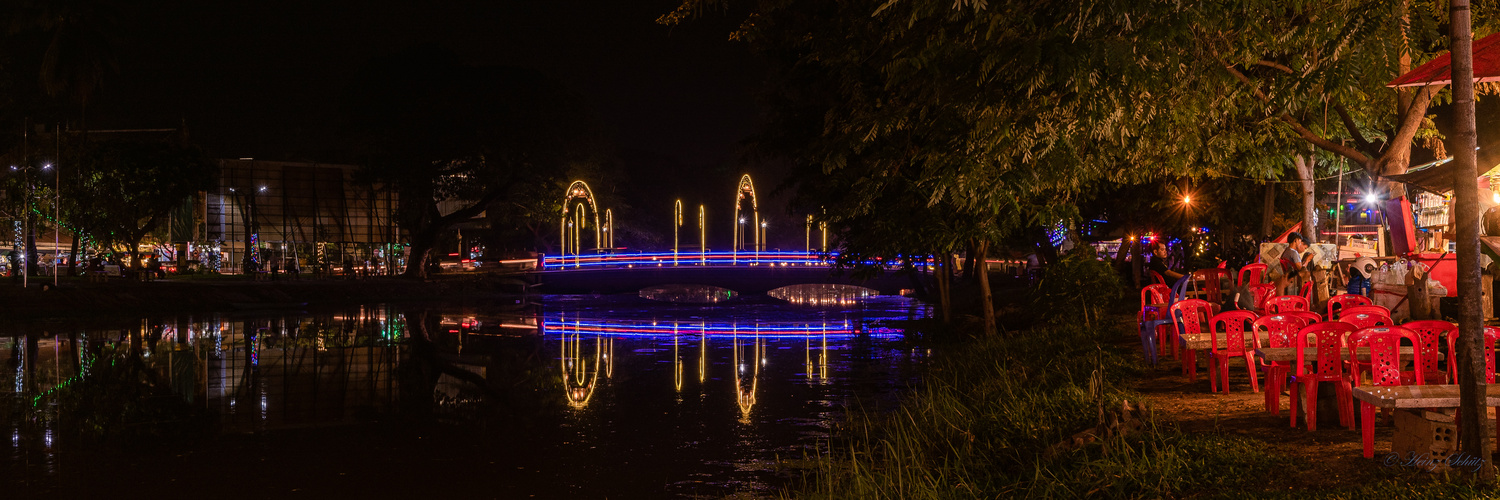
xmin=1221 ymin=62 xmax=1374 ymax=166
xmin=1333 ymin=102 xmax=1376 ymax=154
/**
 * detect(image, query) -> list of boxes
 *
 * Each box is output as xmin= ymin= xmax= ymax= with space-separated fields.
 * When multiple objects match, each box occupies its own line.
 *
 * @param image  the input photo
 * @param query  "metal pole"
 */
xmin=54 ymin=124 xmax=58 ymax=287
xmin=1335 ymin=158 xmax=1345 ymax=257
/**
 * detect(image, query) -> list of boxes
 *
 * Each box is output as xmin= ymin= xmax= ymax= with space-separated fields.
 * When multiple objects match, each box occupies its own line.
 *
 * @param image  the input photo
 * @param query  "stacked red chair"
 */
xmin=1358 ymin=327 xmax=1424 ymax=458
xmin=1255 ymin=314 xmax=1316 ymax=415
xmin=1291 ymin=321 xmax=1356 ymax=430
xmin=1326 ymin=294 xmax=1372 ymax=321
xmin=1208 ymin=311 xmax=1260 ymax=393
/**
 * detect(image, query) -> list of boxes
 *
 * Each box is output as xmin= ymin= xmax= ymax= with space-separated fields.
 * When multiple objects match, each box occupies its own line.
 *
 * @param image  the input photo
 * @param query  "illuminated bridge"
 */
xmin=531 ymin=174 xmax=934 ymax=296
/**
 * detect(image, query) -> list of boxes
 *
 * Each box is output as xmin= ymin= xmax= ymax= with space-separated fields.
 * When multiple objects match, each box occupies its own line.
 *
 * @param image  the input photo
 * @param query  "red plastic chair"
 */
xmin=1249 ymin=284 xmax=1277 ymax=312
xmin=1150 ymin=270 xmax=1166 ymax=286
xmin=1282 ymin=311 xmax=1323 ymax=324
xmin=1403 ymin=320 xmax=1457 ymax=384
xmin=1254 ymin=314 xmax=1316 ymax=415
xmin=1360 ymin=328 xmax=1423 ymax=458
xmin=1291 ymin=321 xmax=1356 ymax=430
xmin=1444 ymin=326 xmax=1500 ymax=450
xmin=1238 ymin=263 xmax=1267 ymax=287
xmin=1265 ymin=295 xmax=1310 ymax=314
xmin=1140 ymin=284 xmax=1173 ymax=356
xmin=1346 ymin=325 xmax=1419 ymax=389
xmin=1339 ymin=305 xmax=1390 ymax=320
xmin=1340 ymin=312 xmax=1392 ymax=331
xmin=1192 ymin=269 xmax=1231 ymax=303
xmin=1299 ymin=280 xmax=1313 ymax=302
xmin=1171 ymin=299 xmax=1216 ymax=381
xmin=1326 ymin=294 xmax=1373 ymax=321
xmin=1445 ymin=325 xmax=1500 ymax=385
xmin=1208 ymin=311 xmax=1260 ymax=393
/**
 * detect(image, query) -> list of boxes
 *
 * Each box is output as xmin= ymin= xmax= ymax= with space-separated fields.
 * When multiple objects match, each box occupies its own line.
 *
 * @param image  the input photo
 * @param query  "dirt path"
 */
xmin=1116 ymin=331 xmax=1469 ymax=489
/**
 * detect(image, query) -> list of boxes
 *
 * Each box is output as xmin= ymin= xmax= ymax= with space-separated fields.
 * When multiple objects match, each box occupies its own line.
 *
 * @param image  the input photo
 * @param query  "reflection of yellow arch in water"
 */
xmin=560 ymin=323 xmax=611 ymax=409
xmin=803 ymin=327 xmax=828 ymax=384
xmin=673 ymin=324 xmax=683 ymax=392
xmin=699 ymin=328 xmax=708 ymax=384
xmin=733 ymin=327 xmax=763 ymax=423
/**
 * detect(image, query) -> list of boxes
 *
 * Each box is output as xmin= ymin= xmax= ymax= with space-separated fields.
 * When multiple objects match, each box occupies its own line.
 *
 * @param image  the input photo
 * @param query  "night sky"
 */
xmin=71 ymin=0 xmax=803 ymax=247
xmin=86 ymin=0 xmax=763 ymax=170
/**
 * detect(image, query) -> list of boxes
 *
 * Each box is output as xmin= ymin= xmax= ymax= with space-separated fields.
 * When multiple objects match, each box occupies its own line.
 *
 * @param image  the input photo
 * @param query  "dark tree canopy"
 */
xmin=340 ymin=45 xmax=606 ymax=278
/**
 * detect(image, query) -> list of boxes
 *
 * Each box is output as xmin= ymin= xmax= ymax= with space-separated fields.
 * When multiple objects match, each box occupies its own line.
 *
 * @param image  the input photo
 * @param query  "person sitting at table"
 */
xmin=1275 ymin=232 xmax=1311 ymax=295
xmin=1146 ymin=240 xmax=1184 ymax=283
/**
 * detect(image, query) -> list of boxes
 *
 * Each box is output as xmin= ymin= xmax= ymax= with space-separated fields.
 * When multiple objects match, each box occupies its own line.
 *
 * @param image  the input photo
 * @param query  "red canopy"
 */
xmin=1388 ymin=32 xmax=1500 ymax=87
xmin=1272 ymin=222 xmax=1302 ymax=243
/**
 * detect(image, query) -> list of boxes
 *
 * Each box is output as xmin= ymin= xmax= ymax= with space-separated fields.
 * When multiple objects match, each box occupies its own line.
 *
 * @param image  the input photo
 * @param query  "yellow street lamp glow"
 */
xmin=1182 ymin=195 xmax=1191 ymax=204
xmin=699 ymin=205 xmax=706 ymax=265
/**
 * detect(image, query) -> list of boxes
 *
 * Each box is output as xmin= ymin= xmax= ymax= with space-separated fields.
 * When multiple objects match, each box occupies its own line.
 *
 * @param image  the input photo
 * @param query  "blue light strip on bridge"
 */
xmin=541 ymin=251 xmax=934 ymax=270
xmin=541 ymin=318 xmax=904 ymax=339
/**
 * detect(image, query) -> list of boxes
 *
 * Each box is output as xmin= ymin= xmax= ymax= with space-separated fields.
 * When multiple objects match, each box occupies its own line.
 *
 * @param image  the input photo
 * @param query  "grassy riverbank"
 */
xmin=786 ymin=315 xmax=1495 ymax=499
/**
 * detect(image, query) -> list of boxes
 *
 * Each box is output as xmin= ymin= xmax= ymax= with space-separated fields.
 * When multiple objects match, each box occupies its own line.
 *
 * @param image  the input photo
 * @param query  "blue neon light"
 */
xmin=542 ymin=319 xmax=904 ymax=339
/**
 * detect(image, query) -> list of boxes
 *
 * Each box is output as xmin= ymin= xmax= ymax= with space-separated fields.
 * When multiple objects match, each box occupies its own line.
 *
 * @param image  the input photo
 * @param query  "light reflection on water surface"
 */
xmin=3 ymin=295 xmax=928 ymax=497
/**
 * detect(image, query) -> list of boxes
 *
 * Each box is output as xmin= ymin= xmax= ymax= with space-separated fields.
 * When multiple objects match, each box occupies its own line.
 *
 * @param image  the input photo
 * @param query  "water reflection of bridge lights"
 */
xmin=560 ymin=331 xmax=612 ymax=409
xmin=805 ymin=330 xmax=828 ymax=385
xmin=540 ymin=318 xmax=900 ymax=339
xmin=732 ymin=329 xmax=763 ymax=423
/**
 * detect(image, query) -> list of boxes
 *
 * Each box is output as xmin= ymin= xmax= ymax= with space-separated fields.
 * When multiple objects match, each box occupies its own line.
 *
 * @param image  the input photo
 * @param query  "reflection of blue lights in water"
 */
xmin=541 ymin=294 xmax=927 ymax=338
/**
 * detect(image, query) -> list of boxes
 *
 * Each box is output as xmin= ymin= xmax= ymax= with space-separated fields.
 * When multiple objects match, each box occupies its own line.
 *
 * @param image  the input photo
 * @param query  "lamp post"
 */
xmin=674 ymin=200 xmax=683 ymax=265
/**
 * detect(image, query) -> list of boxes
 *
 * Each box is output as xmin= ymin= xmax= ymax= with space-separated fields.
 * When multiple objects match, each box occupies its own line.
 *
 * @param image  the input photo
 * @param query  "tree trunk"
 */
xmin=66 ymin=231 xmax=80 ymax=276
xmin=962 ymin=240 xmax=977 ymax=282
xmin=401 ymin=229 xmax=437 ymax=280
xmin=1262 ymin=182 xmax=1276 ymax=238
xmin=976 ymin=240 xmax=996 ymax=336
xmin=1448 ymin=0 xmax=1493 ymax=478
xmin=937 ymin=251 xmax=953 ymax=325
xmin=1292 ymin=154 xmax=1317 ymax=243
xmin=25 ymin=211 xmax=38 ymax=276
xmin=1130 ymin=238 xmax=1144 ymax=288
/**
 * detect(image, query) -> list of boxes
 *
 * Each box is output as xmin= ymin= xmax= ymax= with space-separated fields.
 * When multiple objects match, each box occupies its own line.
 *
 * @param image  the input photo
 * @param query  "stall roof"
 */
xmin=1388 ymin=32 xmax=1500 ymax=87
xmin=1385 ymin=157 xmax=1500 ymax=194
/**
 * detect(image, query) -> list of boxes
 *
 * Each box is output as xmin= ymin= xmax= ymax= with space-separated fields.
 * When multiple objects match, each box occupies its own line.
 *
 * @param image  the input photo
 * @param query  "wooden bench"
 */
xmin=1255 ymin=347 xmax=1416 ymax=363
xmin=1351 ymin=385 xmax=1500 ymax=458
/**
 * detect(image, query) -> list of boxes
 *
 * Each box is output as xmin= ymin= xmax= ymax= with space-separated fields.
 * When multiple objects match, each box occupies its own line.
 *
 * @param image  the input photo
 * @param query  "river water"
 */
xmin=3 ymin=293 xmax=929 ymax=498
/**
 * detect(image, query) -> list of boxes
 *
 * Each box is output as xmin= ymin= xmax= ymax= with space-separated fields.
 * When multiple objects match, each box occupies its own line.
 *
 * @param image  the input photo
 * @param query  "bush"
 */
xmin=1034 ymin=248 xmax=1127 ymax=322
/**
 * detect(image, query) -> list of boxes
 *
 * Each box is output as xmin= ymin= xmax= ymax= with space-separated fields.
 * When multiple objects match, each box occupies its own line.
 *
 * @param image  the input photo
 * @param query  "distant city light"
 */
xmin=41 ymin=164 xmax=51 ymax=170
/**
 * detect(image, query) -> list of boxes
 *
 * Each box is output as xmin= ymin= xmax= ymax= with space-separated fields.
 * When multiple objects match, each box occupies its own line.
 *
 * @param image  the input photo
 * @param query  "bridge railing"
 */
xmin=541 ymin=251 xmax=834 ymax=270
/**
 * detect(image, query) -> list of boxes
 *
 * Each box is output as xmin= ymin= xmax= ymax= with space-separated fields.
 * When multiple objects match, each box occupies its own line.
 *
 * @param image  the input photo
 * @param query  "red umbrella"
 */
xmin=1388 ymin=32 xmax=1500 ymax=87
